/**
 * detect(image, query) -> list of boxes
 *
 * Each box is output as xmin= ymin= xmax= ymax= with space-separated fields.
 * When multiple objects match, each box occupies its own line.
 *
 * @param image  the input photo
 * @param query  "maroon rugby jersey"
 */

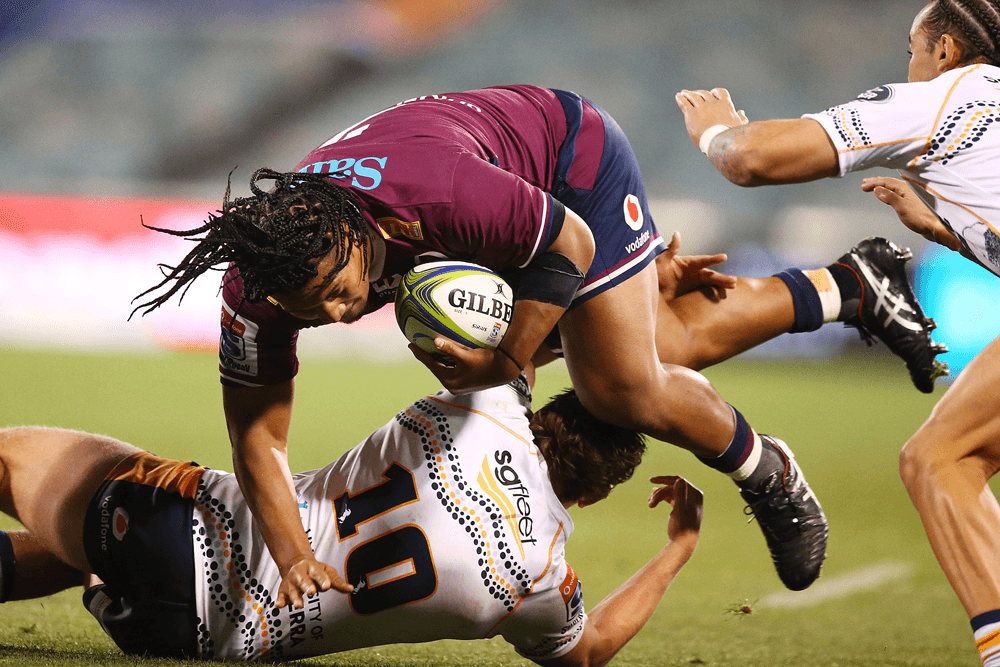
xmin=220 ymin=85 xmax=599 ymax=387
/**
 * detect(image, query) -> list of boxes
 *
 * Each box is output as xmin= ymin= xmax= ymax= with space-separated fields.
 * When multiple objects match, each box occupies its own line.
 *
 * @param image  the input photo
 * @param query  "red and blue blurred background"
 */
xmin=2 ymin=0 xmax=995 ymax=377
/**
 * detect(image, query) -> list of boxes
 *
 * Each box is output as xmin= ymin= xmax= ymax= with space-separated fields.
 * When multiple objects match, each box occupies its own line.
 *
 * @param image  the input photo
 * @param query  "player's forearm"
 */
xmin=581 ymin=536 xmax=698 ymax=667
xmin=706 ymin=119 xmax=839 ymax=187
xmin=224 ymin=382 xmax=313 ymax=571
xmin=498 ymin=298 xmax=570 ymax=375
xmin=232 ymin=437 xmax=315 ymax=570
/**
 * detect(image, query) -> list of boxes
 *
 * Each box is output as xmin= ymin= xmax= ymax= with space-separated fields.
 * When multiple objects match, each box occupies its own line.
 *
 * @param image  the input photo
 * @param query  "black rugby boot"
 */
xmin=835 ymin=237 xmax=948 ymax=393
xmin=740 ymin=436 xmax=828 ymax=591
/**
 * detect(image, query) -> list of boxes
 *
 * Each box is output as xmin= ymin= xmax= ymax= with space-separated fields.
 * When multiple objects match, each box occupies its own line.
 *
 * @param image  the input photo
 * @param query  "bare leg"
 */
xmin=899 ymin=335 xmax=1000 ymax=617
xmin=6 ymin=530 xmax=85 ymax=600
xmin=656 ymin=276 xmax=795 ymax=370
xmin=560 ymin=263 xmax=734 ymax=456
xmin=0 ymin=427 xmax=140 ymax=572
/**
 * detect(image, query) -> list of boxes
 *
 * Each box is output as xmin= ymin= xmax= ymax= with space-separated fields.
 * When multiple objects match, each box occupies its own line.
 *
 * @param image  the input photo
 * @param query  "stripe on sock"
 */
xmin=976 ymin=620 xmax=1000 ymax=666
xmin=697 ymin=407 xmax=761 ymax=481
xmin=802 ymin=268 xmax=842 ymax=323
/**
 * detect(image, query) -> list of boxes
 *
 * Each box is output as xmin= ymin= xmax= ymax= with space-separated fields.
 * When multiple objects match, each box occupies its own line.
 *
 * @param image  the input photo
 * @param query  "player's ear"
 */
xmin=938 ymin=32 xmax=969 ymax=70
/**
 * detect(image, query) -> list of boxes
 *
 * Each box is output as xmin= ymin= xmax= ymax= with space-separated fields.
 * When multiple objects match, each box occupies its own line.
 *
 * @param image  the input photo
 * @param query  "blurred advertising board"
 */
xmin=0 ymin=193 xmax=403 ymax=359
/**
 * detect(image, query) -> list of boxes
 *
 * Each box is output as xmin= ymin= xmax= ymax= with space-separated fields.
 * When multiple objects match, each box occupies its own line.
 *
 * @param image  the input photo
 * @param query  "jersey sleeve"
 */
xmin=443 ymin=153 xmax=562 ymax=271
xmin=500 ymin=562 xmax=587 ymax=661
xmin=218 ymin=270 xmax=302 ymax=387
xmin=802 ymin=81 xmax=939 ymax=176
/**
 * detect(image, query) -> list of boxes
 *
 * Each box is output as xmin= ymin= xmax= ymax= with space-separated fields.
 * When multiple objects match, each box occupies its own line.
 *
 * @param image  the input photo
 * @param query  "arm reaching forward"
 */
xmin=539 ymin=476 xmax=703 ymax=667
xmin=223 ymin=382 xmax=353 ymax=609
xmin=675 ymin=87 xmax=839 ymax=186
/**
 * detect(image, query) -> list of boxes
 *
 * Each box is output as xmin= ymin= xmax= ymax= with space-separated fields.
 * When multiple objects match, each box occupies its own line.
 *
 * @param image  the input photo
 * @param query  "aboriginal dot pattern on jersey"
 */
xmin=827 ymin=107 xmax=870 ymax=148
xmin=397 ymin=399 xmax=533 ymax=611
xmin=987 ymin=227 xmax=1000 ymax=268
xmin=192 ymin=487 xmax=282 ymax=661
xmin=927 ymin=101 xmax=999 ymax=165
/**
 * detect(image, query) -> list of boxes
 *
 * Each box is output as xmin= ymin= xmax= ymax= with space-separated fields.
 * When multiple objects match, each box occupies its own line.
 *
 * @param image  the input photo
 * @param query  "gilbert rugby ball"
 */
xmin=395 ymin=261 xmax=513 ymax=355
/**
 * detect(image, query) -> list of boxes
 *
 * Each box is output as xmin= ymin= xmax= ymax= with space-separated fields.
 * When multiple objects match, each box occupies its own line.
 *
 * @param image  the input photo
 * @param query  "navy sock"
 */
xmin=697 ymin=407 xmax=760 ymax=481
xmin=973 ymin=609 xmax=1000 ymax=631
xmin=774 ymin=269 xmax=824 ymax=333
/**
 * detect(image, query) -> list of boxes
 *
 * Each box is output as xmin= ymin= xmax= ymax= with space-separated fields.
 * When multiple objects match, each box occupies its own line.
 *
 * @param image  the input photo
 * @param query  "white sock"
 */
xmin=727 ymin=428 xmax=763 ymax=483
xmin=802 ymin=268 xmax=842 ymax=323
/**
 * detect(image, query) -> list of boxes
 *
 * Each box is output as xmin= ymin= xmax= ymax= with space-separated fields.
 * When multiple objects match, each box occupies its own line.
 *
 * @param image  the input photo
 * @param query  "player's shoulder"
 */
xmin=862 ymin=64 xmax=1000 ymax=102
xmin=220 ymin=268 xmax=310 ymax=329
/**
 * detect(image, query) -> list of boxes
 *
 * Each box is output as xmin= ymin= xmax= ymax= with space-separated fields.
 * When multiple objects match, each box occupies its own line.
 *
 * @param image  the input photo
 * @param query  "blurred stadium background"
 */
xmin=2 ymin=0 xmax=997 ymax=369
xmin=0 ymin=2 xmax=997 ymax=665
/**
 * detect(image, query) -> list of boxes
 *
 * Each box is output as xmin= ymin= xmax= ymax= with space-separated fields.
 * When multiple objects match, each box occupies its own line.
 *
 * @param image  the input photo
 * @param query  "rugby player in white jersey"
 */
xmin=675 ymin=1 xmax=1000 ymax=662
xmin=0 ymin=368 xmax=702 ymax=664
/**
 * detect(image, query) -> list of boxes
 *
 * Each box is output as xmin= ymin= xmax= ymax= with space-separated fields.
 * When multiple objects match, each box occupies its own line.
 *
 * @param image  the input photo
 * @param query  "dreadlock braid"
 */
xmin=131 ymin=168 xmax=369 ymax=318
xmin=926 ymin=0 xmax=1000 ymax=66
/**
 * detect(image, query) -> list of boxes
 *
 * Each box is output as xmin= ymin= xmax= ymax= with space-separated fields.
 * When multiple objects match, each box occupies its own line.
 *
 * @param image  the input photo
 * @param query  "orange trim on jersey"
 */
xmin=838 ymin=136 xmax=930 ymax=154
xmin=909 ymin=64 xmax=981 ymax=168
xmin=427 ymin=395 xmax=541 ymax=458
xmin=903 ymin=176 xmax=1000 ymax=237
xmin=334 ymin=458 xmax=421 ymax=542
xmin=104 ymin=451 xmax=206 ymax=499
xmin=485 ymin=521 xmax=565 ymax=637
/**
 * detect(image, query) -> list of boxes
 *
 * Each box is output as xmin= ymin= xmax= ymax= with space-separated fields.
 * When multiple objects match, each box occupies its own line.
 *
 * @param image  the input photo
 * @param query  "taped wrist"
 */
xmin=514 ymin=252 xmax=585 ymax=309
xmin=0 ymin=531 xmax=16 ymax=602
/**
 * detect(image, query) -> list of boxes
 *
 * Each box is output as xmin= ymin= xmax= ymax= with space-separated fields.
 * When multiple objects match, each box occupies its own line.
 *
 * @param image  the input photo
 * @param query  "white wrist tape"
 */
xmin=698 ymin=124 xmax=731 ymax=155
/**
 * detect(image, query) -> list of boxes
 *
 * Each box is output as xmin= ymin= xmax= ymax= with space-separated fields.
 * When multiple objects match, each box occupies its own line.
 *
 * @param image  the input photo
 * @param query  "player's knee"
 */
xmin=899 ymin=437 xmax=930 ymax=496
xmin=575 ymin=382 xmax=664 ymax=432
xmin=899 ymin=425 xmax=956 ymax=499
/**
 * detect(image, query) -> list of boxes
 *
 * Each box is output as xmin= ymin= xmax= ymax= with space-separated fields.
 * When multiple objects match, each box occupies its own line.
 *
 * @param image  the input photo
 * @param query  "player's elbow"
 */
xmin=717 ymin=140 xmax=778 ymax=188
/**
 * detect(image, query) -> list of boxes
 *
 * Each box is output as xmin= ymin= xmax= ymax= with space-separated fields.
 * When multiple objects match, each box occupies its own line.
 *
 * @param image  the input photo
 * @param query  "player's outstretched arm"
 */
xmin=675 ymin=88 xmax=839 ymax=186
xmin=539 ymin=477 xmax=703 ymax=667
xmin=223 ymin=381 xmax=353 ymax=608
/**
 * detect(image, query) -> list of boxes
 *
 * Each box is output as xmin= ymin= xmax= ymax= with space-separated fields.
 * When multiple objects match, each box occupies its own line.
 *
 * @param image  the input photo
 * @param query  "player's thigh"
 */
xmin=0 ymin=427 xmax=139 ymax=571
xmin=904 ymin=335 xmax=1000 ymax=476
xmin=655 ymin=294 xmax=698 ymax=367
xmin=559 ymin=264 xmax=664 ymax=417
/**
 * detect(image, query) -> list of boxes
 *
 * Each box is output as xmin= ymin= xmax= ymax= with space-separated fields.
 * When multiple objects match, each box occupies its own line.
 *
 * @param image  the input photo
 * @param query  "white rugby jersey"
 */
xmin=189 ymin=379 xmax=586 ymax=662
xmin=803 ymin=63 xmax=1000 ymax=276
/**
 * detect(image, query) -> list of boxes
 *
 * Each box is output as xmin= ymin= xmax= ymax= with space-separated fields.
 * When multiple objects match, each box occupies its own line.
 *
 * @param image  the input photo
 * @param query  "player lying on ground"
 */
xmin=676 ymin=1 xmax=1000 ymax=663
xmin=130 ymin=85 xmax=943 ymax=603
xmin=0 ymin=369 xmax=703 ymax=664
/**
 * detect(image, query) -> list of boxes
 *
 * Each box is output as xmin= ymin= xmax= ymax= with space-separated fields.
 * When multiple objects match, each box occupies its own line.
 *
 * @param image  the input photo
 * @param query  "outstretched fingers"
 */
xmin=276 ymin=558 xmax=353 ymax=610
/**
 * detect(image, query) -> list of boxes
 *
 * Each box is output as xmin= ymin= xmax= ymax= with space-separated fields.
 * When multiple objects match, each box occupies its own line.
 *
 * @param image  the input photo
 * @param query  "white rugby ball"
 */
xmin=394 ymin=261 xmax=513 ymax=356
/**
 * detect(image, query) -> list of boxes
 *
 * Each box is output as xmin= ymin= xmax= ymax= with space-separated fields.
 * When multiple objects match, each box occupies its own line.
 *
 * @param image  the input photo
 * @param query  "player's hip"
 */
xmin=82 ymin=452 xmax=205 ymax=659
xmin=550 ymin=89 xmax=666 ymax=306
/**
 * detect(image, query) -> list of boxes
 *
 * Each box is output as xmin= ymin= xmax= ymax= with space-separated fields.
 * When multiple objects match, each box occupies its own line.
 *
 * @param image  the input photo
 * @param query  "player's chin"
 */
xmin=340 ymin=302 xmax=367 ymax=324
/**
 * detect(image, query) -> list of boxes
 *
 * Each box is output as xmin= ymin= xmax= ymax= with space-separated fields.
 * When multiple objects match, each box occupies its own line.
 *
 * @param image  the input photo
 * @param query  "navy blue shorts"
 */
xmin=542 ymin=90 xmax=666 ymax=352
xmin=551 ymin=89 xmax=666 ymax=306
xmin=81 ymin=453 xmax=206 ymax=659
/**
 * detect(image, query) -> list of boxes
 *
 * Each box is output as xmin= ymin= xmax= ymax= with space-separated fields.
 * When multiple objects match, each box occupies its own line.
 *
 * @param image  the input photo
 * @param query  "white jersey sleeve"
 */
xmin=500 ymin=561 xmax=587 ymax=660
xmin=803 ymin=64 xmax=1000 ymax=275
xmin=803 ymin=78 xmax=945 ymax=175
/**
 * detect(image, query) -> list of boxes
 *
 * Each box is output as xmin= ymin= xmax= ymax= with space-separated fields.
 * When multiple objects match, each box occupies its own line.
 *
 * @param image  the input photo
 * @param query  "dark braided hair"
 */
xmin=531 ymin=389 xmax=647 ymax=505
xmin=924 ymin=0 xmax=1000 ymax=66
xmin=131 ymin=168 xmax=369 ymax=317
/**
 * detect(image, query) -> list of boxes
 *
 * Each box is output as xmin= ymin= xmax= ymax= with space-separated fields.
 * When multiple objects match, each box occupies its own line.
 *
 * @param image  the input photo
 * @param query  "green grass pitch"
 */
xmin=0 ymin=347 xmax=983 ymax=666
